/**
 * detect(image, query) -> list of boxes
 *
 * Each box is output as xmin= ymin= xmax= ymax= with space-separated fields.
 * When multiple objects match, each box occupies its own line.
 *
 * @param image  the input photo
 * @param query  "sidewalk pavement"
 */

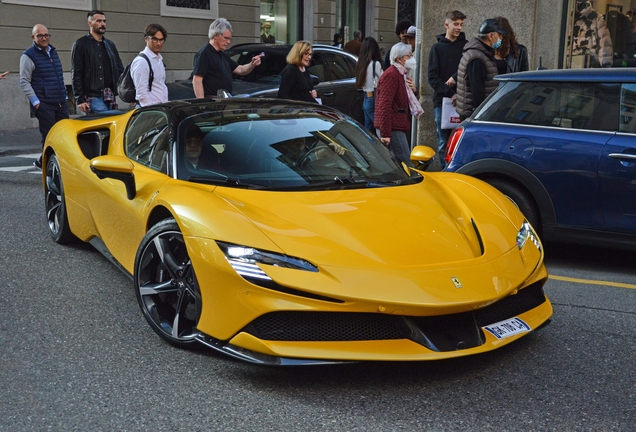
xmin=0 ymin=128 xmax=41 ymax=156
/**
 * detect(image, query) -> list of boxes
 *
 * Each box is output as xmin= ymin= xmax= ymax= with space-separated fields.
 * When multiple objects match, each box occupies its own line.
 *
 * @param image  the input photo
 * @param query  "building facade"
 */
xmin=1 ymin=0 xmax=621 ymax=139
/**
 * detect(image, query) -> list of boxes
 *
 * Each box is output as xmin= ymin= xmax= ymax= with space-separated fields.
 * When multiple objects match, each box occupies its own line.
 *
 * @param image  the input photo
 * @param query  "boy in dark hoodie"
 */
xmin=427 ymin=10 xmax=467 ymax=168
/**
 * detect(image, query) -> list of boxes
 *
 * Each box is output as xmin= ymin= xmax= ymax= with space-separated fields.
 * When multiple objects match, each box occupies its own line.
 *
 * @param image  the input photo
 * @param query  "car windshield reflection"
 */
xmin=176 ymin=109 xmax=419 ymax=190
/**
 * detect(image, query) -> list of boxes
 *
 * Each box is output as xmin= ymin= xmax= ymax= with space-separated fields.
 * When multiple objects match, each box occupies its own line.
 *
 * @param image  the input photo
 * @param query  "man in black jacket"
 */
xmin=427 ymin=10 xmax=467 ymax=168
xmin=71 ymin=10 xmax=124 ymax=114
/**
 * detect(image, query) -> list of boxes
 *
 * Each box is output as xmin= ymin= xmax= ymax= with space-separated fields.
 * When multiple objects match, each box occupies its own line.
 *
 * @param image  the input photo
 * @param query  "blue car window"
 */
xmin=620 ymin=84 xmax=636 ymax=133
xmin=475 ymin=81 xmax=620 ymax=132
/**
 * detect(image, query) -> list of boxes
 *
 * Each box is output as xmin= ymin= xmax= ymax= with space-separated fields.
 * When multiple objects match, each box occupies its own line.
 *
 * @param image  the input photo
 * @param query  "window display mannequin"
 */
xmin=572 ymin=0 xmax=613 ymax=67
xmin=261 ymin=22 xmax=275 ymax=44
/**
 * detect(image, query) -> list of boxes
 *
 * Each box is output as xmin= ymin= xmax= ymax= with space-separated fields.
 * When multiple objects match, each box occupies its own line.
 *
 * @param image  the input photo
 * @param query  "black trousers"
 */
xmin=34 ymin=101 xmax=70 ymax=147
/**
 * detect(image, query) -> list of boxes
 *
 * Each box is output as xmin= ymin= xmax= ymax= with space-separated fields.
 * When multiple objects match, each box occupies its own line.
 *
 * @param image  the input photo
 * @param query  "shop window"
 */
xmin=160 ymin=0 xmax=217 ymax=19
xmin=566 ymin=0 xmax=636 ymax=68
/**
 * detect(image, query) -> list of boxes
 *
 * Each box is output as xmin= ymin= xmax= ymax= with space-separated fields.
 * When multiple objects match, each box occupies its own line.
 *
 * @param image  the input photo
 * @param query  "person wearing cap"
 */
xmin=385 ymin=20 xmax=413 ymax=69
xmin=260 ymin=22 xmax=274 ymax=44
xmin=455 ymin=18 xmax=508 ymax=120
xmin=402 ymin=25 xmax=417 ymax=51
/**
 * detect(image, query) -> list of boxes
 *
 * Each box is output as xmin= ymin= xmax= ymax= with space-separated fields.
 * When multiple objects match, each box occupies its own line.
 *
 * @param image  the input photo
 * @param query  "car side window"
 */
xmin=125 ymin=111 xmax=171 ymax=172
xmin=308 ymin=53 xmax=326 ymax=82
xmin=327 ymin=53 xmax=356 ymax=80
xmin=475 ymin=81 xmax=620 ymax=132
xmin=620 ymin=84 xmax=636 ymax=133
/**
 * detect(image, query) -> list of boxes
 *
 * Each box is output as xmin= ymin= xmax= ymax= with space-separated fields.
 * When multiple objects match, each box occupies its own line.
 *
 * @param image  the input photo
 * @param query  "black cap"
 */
xmin=479 ymin=19 xmax=509 ymax=35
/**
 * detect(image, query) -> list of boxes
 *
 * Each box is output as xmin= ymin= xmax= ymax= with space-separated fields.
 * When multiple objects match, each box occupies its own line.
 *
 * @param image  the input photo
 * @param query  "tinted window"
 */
xmin=228 ymin=49 xmax=287 ymax=84
xmin=126 ymin=111 xmax=170 ymax=172
xmin=308 ymin=53 xmax=326 ymax=82
xmin=325 ymin=53 xmax=355 ymax=80
xmin=174 ymin=109 xmax=417 ymax=190
xmin=475 ymin=81 xmax=620 ymax=131
xmin=620 ymin=84 xmax=636 ymax=133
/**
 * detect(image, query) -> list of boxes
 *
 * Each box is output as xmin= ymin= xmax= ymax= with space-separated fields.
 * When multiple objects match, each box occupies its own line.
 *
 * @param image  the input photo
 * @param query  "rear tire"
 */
xmin=44 ymin=154 xmax=77 ymax=244
xmin=487 ymin=178 xmax=541 ymax=234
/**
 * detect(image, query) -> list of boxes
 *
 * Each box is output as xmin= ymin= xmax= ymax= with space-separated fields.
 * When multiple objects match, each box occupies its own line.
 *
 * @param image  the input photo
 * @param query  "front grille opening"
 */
xmin=241 ymin=283 xmax=546 ymax=351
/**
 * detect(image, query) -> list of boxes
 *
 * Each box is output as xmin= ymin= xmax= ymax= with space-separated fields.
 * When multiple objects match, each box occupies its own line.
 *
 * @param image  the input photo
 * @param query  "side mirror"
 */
xmin=310 ymin=74 xmax=321 ymax=86
xmin=216 ymin=89 xmax=232 ymax=98
xmin=410 ymin=145 xmax=436 ymax=171
xmin=90 ymin=155 xmax=136 ymax=200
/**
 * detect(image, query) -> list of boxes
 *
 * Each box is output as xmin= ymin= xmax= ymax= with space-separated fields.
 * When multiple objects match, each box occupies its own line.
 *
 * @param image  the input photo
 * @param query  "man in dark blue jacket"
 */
xmin=19 ymin=24 xmax=69 ymax=169
xmin=427 ymin=10 xmax=467 ymax=168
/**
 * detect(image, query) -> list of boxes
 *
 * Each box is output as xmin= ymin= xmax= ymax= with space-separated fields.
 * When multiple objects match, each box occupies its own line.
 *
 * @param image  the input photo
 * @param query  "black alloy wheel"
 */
xmin=134 ymin=218 xmax=202 ymax=348
xmin=44 ymin=154 xmax=76 ymax=243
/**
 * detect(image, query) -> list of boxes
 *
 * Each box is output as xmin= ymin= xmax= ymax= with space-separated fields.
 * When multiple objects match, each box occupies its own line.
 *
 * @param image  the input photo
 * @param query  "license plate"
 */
xmin=484 ymin=317 xmax=531 ymax=339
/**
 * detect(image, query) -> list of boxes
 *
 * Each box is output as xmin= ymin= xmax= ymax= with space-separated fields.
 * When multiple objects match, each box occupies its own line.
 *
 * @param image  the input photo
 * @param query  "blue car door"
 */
xmin=598 ymin=83 xmax=636 ymax=233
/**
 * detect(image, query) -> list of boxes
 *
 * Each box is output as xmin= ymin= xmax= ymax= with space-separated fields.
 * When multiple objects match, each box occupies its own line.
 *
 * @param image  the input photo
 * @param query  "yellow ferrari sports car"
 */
xmin=42 ymin=98 xmax=552 ymax=365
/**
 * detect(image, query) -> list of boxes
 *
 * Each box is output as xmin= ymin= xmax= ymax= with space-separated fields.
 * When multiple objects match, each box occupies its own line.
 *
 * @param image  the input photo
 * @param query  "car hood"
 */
xmin=212 ymin=179 xmax=519 ymax=271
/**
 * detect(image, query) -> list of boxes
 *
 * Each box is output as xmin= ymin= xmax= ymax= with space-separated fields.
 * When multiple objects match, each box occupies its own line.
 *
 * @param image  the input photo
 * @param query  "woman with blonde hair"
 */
xmin=277 ymin=40 xmax=318 ymax=103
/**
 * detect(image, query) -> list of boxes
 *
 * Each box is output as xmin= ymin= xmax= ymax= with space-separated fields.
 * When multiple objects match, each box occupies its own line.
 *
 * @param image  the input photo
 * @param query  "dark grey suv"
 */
xmin=167 ymin=43 xmax=363 ymax=122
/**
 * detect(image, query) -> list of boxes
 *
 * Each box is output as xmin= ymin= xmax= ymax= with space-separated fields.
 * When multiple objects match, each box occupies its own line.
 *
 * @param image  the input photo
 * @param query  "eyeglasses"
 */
xmin=35 ymin=34 xmax=51 ymax=39
xmin=147 ymin=37 xmax=166 ymax=43
xmin=303 ymin=52 xmax=313 ymax=57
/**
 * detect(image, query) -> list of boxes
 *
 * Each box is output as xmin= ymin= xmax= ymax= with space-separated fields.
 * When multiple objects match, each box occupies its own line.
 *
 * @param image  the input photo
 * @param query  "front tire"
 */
xmin=44 ymin=154 xmax=76 ymax=244
xmin=134 ymin=219 xmax=202 ymax=348
xmin=487 ymin=178 xmax=541 ymax=234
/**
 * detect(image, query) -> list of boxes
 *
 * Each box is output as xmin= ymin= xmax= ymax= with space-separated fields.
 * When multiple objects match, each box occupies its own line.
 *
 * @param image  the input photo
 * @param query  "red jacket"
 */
xmin=374 ymin=65 xmax=411 ymax=138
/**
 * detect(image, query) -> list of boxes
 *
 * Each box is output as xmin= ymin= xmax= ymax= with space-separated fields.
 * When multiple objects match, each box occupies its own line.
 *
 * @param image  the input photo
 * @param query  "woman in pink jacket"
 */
xmin=374 ymin=42 xmax=423 ymax=166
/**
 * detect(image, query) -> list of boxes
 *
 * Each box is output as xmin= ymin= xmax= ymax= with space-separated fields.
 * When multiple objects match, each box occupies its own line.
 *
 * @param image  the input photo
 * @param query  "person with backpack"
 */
xmin=130 ymin=24 xmax=168 ymax=107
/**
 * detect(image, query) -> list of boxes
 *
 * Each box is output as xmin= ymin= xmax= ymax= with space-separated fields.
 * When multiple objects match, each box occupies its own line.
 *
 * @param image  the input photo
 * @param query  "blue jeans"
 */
xmin=388 ymin=130 xmax=413 ymax=167
xmin=363 ymin=94 xmax=375 ymax=132
xmin=434 ymin=106 xmax=452 ymax=169
xmin=88 ymin=96 xmax=116 ymax=114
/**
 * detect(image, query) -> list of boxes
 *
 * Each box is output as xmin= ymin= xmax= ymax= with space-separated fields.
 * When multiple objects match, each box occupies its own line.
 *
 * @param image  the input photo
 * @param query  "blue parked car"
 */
xmin=444 ymin=68 xmax=636 ymax=250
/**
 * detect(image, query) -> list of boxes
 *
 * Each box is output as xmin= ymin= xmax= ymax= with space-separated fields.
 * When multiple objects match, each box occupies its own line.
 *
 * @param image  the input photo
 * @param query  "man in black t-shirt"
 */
xmin=192 ymin=18 xmax=264 ymax=98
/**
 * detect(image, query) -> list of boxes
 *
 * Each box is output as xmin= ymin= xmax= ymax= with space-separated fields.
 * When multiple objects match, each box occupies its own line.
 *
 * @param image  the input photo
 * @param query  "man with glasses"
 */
xmin=19 ymin=24 xmax=69 ymax=169
xmin=130 ymin=24 xmax=169 ymax=107
xmin=192 ymin=17 xmax=264 ymax=98
xmin=71 ymin=10 xmax=124 ymax=114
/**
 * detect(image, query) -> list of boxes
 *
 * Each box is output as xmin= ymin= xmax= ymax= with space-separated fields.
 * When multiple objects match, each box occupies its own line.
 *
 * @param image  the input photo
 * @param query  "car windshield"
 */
xmin=175 ymin=108 xmax=419 ymax=190
xmin=227 ymin=48 xmax=287 ymax=84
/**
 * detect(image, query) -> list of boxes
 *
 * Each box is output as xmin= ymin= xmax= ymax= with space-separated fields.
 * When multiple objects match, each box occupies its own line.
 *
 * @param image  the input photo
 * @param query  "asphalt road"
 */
xmin=1 ymin=169 xmax=635 ymax=431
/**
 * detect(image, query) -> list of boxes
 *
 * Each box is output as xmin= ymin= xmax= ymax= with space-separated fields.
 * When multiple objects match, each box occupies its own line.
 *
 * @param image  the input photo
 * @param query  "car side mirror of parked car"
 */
xmin=90 ymin=155 xmax=136 ymax=200
xmin=310 ymin=74 xmax=320 ymax=86
xmin=410 ymin=145 xmax=436 ymax=171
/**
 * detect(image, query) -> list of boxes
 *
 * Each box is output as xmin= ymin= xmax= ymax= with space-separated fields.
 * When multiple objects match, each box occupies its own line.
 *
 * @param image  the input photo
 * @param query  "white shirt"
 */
xmin=130 ymin=46 xmax=168 ymax=106
xmin=363 ymin=60 xmax=383 ymax=93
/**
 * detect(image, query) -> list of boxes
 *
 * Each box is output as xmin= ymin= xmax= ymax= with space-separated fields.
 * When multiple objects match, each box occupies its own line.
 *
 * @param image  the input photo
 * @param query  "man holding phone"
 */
xmin=192 ymin=17 xmax=264 ymax=98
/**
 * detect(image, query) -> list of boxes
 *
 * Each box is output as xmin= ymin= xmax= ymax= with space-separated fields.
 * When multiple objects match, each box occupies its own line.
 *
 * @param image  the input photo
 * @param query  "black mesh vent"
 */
xmin=242 ymin=283 xmax=546 ymax=347
xmin=473 ymin=282 xmax=546 ymax=327
xmin=244 ymin=312 xmax=411 ymax=341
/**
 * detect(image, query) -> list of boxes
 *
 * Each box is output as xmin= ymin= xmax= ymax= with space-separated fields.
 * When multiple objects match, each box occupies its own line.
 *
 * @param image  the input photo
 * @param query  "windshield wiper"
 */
xmin=188 ymin=176 xmax=260 ymax=189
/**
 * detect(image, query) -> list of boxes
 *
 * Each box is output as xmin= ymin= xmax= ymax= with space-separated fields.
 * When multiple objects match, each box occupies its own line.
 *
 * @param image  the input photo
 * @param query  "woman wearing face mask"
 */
xmin=493 ymin=17 xmax=528 ymax=74
xmin=374 ymin=42 xmax=424 ymax=167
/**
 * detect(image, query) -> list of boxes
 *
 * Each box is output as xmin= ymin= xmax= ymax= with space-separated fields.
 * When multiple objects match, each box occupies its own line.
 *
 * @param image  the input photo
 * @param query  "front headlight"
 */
xmin=516 ymin=220 xmax=541 ymax=251
xmin=216 ymin=241 xmax=318 ymax=282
